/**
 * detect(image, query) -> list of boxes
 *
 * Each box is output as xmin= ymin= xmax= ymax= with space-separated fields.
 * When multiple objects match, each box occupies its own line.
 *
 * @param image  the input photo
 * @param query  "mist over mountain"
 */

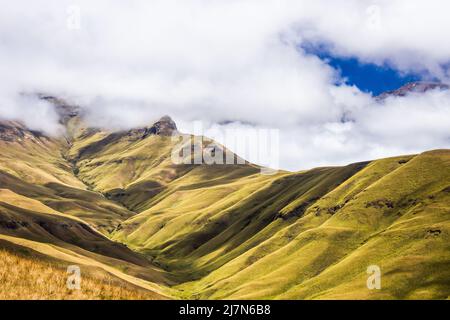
xmin=2 ymin=1 xmax=450 ymax=171
xmin=0 ymin=91 xmax=449 ymax=299
xmin=0 ymin=1 xmax=449 ymax=302
xmin=1 ymin=81 xmax=449 ymax=171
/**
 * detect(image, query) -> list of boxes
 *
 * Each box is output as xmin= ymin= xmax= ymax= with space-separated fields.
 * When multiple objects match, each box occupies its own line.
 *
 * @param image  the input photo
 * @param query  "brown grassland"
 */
xmin=0 ymin=247 xmax=163 ymax=300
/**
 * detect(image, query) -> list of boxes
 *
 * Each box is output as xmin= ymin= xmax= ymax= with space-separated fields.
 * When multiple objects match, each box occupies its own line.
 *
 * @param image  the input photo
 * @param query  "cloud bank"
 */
xmin=0 ymin=0 xmax=449 ymax=170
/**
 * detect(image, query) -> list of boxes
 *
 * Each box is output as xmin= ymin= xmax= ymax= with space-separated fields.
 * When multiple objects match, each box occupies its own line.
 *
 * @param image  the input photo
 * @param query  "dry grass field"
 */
xmin=0 ymin=247 xmax=163 ymax=300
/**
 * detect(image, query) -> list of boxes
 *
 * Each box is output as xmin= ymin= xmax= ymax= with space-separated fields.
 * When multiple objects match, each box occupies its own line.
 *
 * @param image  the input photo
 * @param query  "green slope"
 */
xmin=175 ymin=150 xmax=449 ymax=299
xmin=0 ymin=98 xmax=449 ymax=299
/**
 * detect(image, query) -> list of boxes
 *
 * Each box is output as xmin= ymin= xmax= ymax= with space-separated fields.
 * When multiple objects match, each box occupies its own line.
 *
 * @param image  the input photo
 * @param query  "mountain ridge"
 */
xmin=0 ymin=88 xmax=449 ymax=299
xmin=376 ymin=81 xmax=449 ymax=100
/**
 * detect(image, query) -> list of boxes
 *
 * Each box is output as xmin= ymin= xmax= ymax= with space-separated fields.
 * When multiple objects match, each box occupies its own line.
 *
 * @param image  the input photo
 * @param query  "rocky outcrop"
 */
xmin=147 ymin=115 xmax=177 ymax=136
xmin=126 ymin=115 xmax=177 ymax=139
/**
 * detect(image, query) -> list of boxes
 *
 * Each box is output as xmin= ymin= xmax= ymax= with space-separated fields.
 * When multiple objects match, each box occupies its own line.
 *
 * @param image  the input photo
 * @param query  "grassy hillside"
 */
xmin=0 ymin=240 xmax=164 ymax=300
xmin=0 ymin=121 xmax=135 ymax=234
xmin=0 ymin=107 xmax=449 ymax=300
xmin=175 ymin=150 xmax=450 ymax=299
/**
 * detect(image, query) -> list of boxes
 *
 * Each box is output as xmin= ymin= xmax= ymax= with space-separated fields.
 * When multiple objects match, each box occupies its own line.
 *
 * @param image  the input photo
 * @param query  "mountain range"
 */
xmin=0 ymin=82 xmax=449 ymax=299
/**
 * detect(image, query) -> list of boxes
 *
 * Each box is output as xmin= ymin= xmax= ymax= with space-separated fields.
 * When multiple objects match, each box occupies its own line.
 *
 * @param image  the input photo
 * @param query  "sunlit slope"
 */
xmin=112 ymin=161 xmax=369 ymax=277
xmin=1 ymin=109 xmax=449 ymax=300
xmin=0 ymin=121 xmax=134 ymax=233
xmin=173 ymin=150 xmax=450 ymax=299
xmin=66 ymin=119 xmax=262 ymax=214
xmin=0 ymin=187 xmax=173 ymax=284
xmin=64 ymin=119 xmax=450 ymax=300
xmin=0 ymin=120 xmax=174 ymax=297
xmin=0 ymin=188 xmax=175 ymax=299
xmin=0 ymin=240 xmax=166 ymax=300
xmin=0 ymin=121 xmax=82 ymax=187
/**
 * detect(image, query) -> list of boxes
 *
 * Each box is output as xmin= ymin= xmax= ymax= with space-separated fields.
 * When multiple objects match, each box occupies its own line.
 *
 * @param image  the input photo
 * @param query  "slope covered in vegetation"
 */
xmin=0 ymin=97 xmax=449 ymax=299
xmin=0 ymin=241 xmax=165 ymax=300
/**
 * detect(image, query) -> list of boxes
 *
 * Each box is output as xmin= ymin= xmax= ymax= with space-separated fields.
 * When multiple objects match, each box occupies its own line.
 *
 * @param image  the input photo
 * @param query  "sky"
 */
xmin=303 ymin=44 xmax=422 ymax=95
xmin=0 ymin=0 xmax=450 ymax=171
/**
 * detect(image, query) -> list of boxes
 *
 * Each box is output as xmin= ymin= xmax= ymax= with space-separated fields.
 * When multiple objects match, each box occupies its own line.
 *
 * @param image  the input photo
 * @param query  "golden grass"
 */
xmin=0 ymin=248 xmax=162 ymax=300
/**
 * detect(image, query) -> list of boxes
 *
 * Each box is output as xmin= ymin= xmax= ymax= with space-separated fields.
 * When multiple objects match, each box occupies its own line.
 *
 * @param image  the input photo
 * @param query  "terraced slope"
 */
xmin=0 ymin=97 xmax=449 ymax=299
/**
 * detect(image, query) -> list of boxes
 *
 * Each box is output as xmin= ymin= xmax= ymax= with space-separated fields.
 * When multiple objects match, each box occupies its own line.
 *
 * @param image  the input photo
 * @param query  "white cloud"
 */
xmin=189 ymin=88 xmax=450 ymax=170
xmin=296 ymin=0 xmax=450 ymax=78
xmin=0 ymin=0 xmax=449 ymax=170
xmin=0 ymin=90 xmax=63 ymax=135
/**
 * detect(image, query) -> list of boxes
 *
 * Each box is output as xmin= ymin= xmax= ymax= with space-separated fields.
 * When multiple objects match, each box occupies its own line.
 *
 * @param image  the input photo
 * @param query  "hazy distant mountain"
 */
xmin=376 ymin=81 xmax=449 ymax=100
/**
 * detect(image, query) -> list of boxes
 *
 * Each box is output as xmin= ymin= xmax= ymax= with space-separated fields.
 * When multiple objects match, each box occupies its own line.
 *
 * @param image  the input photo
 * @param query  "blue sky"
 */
xmin=324 ymin=55 xmax=420 ymax=95
xmin=302 ymin=45 xmax=422 ymax=96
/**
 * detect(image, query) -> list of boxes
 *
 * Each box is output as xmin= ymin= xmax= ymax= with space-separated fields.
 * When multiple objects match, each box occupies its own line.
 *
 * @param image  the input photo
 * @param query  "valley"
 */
xmin=0 ymin=96 xmax=449 ymax=299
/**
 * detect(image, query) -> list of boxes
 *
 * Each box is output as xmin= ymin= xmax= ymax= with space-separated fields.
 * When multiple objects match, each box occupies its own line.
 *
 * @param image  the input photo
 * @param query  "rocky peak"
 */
xmin=148 ymin=115 xmax=177 ymax=136
xmin=124 ymin=116 xmax=177 ymax=140
xmin=376 ymin=81 xmax=449 ymax=100
xmin=36 ymin=94 xmax=178 ymax=140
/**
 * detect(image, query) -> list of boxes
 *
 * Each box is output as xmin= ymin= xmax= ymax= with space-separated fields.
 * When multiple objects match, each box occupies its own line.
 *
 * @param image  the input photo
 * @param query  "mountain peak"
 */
xmin=37 ymin=94 xmax=177 ymax=137
xmin=123 ymin=115 xmax=177 ymax=141
xmin=149 ymin=115 xmax=177 ymax=136
xmin=376 ymin=81 xmax=449 ymax=100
